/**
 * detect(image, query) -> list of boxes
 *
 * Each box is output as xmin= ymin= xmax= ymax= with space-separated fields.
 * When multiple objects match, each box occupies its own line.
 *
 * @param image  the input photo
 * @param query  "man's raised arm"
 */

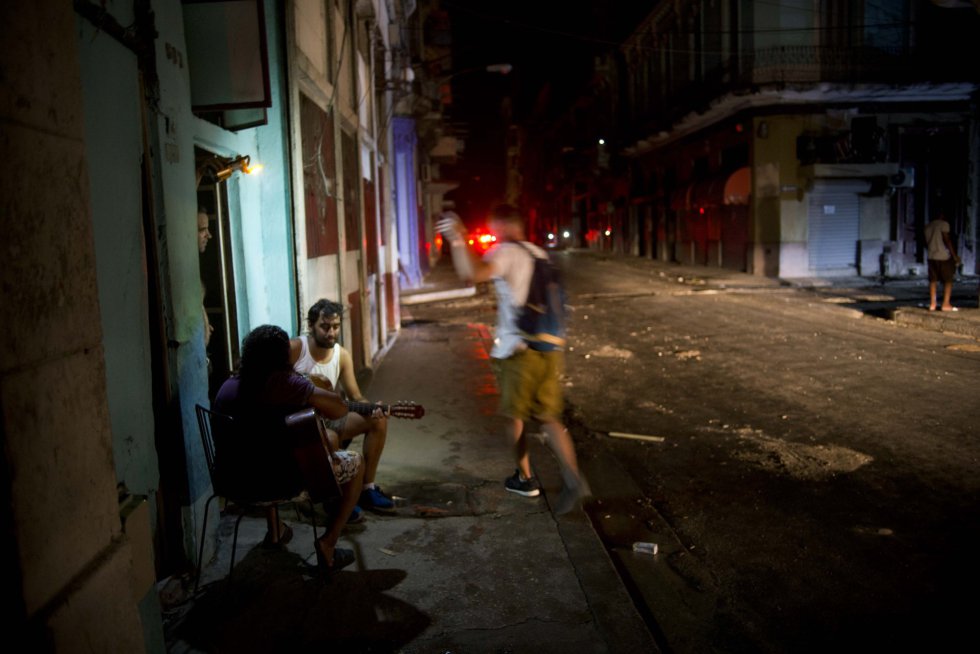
xmin=436 ymin=211 xmax=495 ymax=284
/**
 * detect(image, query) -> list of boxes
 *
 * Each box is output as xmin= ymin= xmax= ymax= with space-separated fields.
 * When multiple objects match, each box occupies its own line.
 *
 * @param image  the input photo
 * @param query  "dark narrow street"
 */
xmin=412 ymin=251 xmax=980 ymax=653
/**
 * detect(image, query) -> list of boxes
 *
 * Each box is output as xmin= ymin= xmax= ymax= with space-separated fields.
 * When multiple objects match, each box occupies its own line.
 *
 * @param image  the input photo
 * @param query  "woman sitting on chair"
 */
xmin=213 ymin=324 xmax=373 ymax=573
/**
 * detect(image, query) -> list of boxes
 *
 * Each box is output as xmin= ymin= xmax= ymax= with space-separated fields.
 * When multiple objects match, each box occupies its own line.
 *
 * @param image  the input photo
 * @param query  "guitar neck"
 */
xmin=345 ymin=400 xmax=385 ymax=416
xmin=343 ymin=399 xmax=424 ymax=420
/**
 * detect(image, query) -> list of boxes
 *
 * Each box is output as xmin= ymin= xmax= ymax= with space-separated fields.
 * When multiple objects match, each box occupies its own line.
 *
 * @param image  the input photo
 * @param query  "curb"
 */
xmin=893 ymin=308 xmax=980 ymax=339
xmin=400 ymin=286 xmax=476 ymax=305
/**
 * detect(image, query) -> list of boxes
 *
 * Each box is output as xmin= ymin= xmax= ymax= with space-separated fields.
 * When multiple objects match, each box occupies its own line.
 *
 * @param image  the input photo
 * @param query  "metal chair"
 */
xmin=193 ymin=404 xmax=320 ymax=593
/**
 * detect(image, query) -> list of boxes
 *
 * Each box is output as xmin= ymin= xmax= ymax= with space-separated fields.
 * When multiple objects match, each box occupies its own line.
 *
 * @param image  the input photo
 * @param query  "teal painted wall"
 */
xmin=224 ymin=0 xmax=297 ymax=337
xmin=77 ymin=13 xmax=161 ymax=532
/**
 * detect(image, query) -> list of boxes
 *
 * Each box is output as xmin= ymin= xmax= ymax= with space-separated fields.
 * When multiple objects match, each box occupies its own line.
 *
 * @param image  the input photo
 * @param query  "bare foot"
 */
xmin=315 ymin=538 xmax=336 ymax=567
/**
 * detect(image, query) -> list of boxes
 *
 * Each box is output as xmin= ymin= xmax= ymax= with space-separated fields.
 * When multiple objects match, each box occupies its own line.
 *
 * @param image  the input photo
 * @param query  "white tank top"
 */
xmin=294 ymin=336 xmax=341 ymax=390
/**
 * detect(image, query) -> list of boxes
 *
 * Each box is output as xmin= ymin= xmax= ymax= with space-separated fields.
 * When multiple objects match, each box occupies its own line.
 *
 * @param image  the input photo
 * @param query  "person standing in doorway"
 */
xmin=197 ymin=208 xmax=213 ymax=253
xmin=197 ymin=208 xmax=215 ymax=347
xmin=924 ymin=210 xmax=961 ymax=311
xmin=437 ymin=204 xmax=589 ymax=515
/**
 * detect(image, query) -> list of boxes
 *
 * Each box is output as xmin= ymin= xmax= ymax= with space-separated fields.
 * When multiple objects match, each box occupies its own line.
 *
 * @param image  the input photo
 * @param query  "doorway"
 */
xmin=196 ymin=147 xmax=240 ymax=400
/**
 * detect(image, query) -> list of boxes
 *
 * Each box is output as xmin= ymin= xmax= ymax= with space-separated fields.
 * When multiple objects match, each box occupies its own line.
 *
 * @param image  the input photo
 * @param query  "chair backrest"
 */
xmin=195 ymin=404 xmax=233 ymax=489
xmin=196 ymin=403 xmax=319 ymax=503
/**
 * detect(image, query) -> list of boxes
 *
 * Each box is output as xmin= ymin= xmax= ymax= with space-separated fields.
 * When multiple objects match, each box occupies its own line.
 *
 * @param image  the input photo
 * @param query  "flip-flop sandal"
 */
xmin=942 ymin=307 xmax=959 ymax=312
xmin=315 ymin=543 xmax=355 ymax=575
xmin=328 ymin=548 xmax=355 ymax=573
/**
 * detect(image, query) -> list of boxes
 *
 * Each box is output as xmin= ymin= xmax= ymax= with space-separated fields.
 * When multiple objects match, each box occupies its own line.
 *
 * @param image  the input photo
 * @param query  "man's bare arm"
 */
xmin=337 ymin=347 xmax=366 ymax=401
xmin=943 ymin=232 xmax=961 ymax=263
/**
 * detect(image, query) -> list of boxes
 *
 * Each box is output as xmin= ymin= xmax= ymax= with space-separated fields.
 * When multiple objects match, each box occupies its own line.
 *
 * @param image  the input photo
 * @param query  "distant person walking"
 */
xmin=924 ymin=210 xmax=960 ymax=311
xmin=437 ymin=204 xmax=589 ymax=515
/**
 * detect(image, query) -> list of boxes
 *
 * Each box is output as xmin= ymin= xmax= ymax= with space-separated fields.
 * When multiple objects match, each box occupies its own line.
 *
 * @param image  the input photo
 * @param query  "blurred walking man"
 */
xmin=437 ymin=204 xmax=589 ymax=515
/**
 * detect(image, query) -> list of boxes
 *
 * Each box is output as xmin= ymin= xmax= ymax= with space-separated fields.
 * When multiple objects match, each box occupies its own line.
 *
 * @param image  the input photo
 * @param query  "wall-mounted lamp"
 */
xmin=197 ymin=154 xmax=263 ymax=186
xmin=214 ymin=155 xmax=263 ymax=182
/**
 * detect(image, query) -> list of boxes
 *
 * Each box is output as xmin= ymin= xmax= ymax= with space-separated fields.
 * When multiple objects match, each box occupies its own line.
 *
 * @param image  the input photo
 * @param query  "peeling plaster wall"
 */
xmin=1 ymin=0 xmax=148 ymax=648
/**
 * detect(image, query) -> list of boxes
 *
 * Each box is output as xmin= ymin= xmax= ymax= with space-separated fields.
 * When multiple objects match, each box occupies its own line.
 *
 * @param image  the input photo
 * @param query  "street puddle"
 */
xmin=733 ymin=427 xmax=873 ymax=480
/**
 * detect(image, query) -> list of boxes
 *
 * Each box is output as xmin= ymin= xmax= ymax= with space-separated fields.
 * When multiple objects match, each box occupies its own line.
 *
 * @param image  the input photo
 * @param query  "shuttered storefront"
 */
xmin=808 ymin=181 xmax=863 ymax=272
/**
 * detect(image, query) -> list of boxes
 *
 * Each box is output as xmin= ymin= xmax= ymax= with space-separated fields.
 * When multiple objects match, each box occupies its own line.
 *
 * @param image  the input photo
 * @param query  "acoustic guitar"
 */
xmin=284 ymin=401 xmax=424 ymax=502
xmin=343 ymin=399 xmax=425 ymax=420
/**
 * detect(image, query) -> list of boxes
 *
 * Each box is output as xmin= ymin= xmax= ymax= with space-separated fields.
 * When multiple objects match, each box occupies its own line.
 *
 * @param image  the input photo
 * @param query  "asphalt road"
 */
xmin=556 ymin=251 xmax=980 ymax=654
xmin=407 ymin=250 xmax=980 ymax=653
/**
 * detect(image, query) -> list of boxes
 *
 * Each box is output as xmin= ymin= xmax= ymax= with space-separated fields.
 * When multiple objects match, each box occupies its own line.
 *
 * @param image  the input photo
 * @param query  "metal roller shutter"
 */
xmin=808 ymin=181 xmax=865 ymax=272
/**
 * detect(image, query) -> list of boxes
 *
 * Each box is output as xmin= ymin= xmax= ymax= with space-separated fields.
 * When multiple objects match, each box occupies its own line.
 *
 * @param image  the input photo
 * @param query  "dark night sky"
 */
xmin=440 ymin=1 xmax=651 ymax=225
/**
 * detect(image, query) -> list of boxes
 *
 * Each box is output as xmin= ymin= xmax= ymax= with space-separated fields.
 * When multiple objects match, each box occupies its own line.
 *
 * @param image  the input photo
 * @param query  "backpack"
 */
xmin=514 ymin=242 xmax=567 ymax=351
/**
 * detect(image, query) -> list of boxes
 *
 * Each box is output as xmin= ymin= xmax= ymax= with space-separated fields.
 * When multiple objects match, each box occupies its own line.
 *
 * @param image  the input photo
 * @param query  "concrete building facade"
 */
xmin=4 ymin=0 xmax=425 ymax=649
xmin=524 ymin=1 xmax=980 ymax=282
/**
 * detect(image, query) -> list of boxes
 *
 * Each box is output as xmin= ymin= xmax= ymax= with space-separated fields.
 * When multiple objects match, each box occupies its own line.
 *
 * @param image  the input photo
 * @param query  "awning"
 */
xmin=674 ymin=167 xmax=751 ymax=210
xmin=722 ymin=167 xmax=751 ymax=206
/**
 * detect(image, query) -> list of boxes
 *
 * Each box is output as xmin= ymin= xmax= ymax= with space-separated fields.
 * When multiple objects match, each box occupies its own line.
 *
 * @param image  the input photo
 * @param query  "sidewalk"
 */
xmin=164 ymin=280 xmax=657 ymax=652
xmin=163 ymin=253 xmax=978 ymax=653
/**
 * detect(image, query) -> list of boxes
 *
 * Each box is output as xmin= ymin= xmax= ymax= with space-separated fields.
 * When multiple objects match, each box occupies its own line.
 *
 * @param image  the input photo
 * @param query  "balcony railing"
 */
xmin=746 ymin=45 xmax=922 ymax=85
xmin=627 ymin=43 xmax=977 ymax=138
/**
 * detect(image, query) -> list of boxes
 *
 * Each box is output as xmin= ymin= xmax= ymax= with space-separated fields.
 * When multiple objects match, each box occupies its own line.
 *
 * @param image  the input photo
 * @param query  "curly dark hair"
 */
xmin=306 ymin=299 xmax=345 ymax=329
xmin=238 ymin=325 xmax=292 ymax=396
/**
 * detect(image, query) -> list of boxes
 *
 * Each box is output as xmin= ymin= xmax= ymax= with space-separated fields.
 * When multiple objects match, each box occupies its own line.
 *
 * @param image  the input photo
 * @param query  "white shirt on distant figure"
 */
xmin=924 ymin=217 xmax=952 ymax=261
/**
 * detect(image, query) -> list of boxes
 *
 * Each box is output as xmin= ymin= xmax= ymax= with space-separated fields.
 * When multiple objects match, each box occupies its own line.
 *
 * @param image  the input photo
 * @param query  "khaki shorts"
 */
xmin=492 ymin=348 xmax=564 ymax=421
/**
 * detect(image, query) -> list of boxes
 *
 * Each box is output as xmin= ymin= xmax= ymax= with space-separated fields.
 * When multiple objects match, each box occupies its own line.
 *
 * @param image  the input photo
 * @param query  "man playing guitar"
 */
xmin=290 ymin=299 xmax=395 ymax=518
